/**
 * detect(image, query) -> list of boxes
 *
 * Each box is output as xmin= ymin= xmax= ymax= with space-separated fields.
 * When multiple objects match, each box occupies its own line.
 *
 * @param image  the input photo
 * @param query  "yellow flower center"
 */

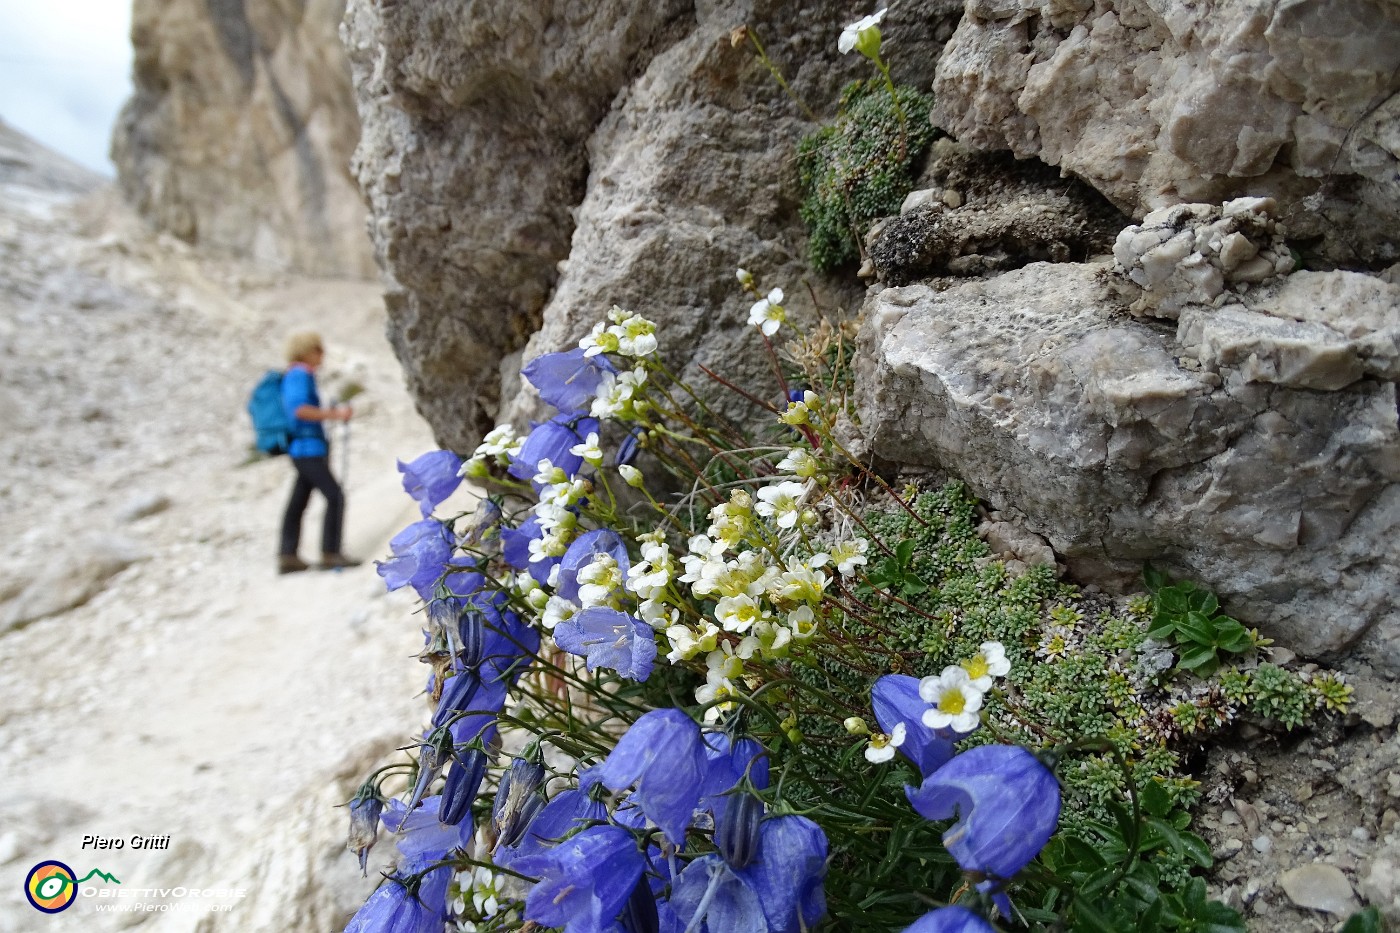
xmin=962 ymin=655 xmax=990 ymax=680
xmin=938 ymin=690 xmax=966 ymax=715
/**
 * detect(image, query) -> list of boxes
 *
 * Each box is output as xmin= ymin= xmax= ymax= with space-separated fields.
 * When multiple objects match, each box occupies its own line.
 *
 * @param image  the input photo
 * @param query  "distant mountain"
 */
xmin=0 ymin=117 xmax=106 ymax=196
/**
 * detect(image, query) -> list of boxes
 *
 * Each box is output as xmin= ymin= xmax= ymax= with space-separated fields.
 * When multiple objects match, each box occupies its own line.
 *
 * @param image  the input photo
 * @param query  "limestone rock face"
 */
xmin=343 ymin=0 xmax=963 ymax=451
xmin=113 ymin=0 xmax=373 ymax=278
xmin=856 ymin=262 xmax=1400 ymax=659
xmin=932 ymin=0 xmax=1400 ymax=265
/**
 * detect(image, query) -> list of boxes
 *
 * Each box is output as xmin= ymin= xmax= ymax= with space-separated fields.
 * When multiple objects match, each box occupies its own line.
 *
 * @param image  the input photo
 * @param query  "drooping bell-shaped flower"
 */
xmin=508 ymin=414 xmax=600 ymax=481
xmin=593 ymin=709 xmax=714 ymax=846
xmin=555 ymin=529 xmax=631 ymax=604
xmin=618 ymin=874 xmax=661 ymax=933
xmin=381 ymin=795 xmax=460 ymax=870
xmin=516 ymin=824 xmax=645 ymax=933
xmin=902 ymin=905 xmax=997 ymax=933
xmin=495 ymin=787 xmax=607 ymax=871
xmin=872 ymin=674 xmax=956 ymax=777
xmin=905 ymin=745 xmax=1061 ymax=900
xmin=342 ymin=867 xmax=450 ymax=933
xmin=522 ymin=347 xmax=618 ymax=416
xmin=377 ymin=519 xmax=454 ymax=599
xmin=398 ymin=449 xmax=464 ymax=517
xmin=552 ymin=607 xmax=657 ymax=681
xmin=715 ymin=790 xmax=763 ymax=870
xmin=347 ymin=792 xmax=383 ymax=876
xmin=404 ymin=731 xmax=453 ymax=814
xmin=669 ymin=814 xmax=828 ymax=933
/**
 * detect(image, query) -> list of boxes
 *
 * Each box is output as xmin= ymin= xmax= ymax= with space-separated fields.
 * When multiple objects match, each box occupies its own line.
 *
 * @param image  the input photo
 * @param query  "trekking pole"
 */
xmin=336 ymin=384 xmax=363 ymax=487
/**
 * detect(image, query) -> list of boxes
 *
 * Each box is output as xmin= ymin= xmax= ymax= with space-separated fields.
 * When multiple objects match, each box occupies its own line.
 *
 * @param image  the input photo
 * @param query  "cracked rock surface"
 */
xmin=856 ymin=261 xmax=1399 ymax=661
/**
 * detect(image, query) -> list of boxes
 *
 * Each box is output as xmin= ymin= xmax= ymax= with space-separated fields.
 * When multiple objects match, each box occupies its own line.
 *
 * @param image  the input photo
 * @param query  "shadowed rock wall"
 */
xmin=343 ymin=0 xmax=963 ymax=451
xmin=113 ymin=0 xmax=374 ymax=278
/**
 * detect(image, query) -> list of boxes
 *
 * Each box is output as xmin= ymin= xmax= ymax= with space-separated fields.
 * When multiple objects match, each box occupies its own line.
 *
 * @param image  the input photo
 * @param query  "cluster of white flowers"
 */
xmin=591 ymin=366 xmax=649 ymax=420
xmin=449 ymin=864 xmax=507 ymax=927
xmin=635 ymin=476 xmax=873 ymax=721
xmin=580 ymin=306 xmax=658 ymax=359
xmin=460 ymin=424 xmax=525 ymax=478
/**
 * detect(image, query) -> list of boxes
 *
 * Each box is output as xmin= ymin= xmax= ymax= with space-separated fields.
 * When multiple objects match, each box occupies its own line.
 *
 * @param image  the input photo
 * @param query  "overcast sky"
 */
xmin=0 ymin=0 xmax=133 ymax=176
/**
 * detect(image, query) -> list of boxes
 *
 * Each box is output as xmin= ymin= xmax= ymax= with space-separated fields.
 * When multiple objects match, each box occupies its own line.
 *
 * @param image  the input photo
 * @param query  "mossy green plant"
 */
xmin=796 ymin=80 xmax=935 ymax=272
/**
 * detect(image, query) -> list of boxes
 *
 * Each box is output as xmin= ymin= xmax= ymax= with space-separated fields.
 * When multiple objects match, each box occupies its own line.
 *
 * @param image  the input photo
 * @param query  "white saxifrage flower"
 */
xmin=838 ymin=8 xmax=887 ymax=55
xmin=569 ymin=432 xmax=604 ymax=467
xmin=960 ymin=640 xmax=1012 ymax=691
xmin=864 ymin=721 xmax=906 ymax=763
xmin=714 ymin=593 xmax=770 ymax=634
xmin=830 ymin=538 xmax=870 ymax=575
xmin=747 ymin=287 xmax=786 ymax=336
xmin=576 ymin=553 xmax=623 ymax=607
xmin=756 ymin=480 xmax=807 ymax=529
xmin=919 ymin=665 xmax=984 ymax=733
xmin=777 ymin=446 xmax=820 ymax=478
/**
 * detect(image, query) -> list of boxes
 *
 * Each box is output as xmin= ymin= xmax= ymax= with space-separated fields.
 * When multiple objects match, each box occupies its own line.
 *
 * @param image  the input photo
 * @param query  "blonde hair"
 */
xmin=284 ymin=331 xmax=324 ymax=364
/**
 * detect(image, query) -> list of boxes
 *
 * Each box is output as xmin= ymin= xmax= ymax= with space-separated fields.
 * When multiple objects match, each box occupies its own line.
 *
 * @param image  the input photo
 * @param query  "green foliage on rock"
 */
xmin=797 ymin=80 xmax=935 ymax=272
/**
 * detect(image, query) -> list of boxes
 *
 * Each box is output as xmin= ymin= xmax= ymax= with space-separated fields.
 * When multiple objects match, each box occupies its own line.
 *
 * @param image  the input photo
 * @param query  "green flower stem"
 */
xmin=745 ymin=28 xmax=818 ymax=122
xmin=872 ymin=54 xmax=908 ymax=145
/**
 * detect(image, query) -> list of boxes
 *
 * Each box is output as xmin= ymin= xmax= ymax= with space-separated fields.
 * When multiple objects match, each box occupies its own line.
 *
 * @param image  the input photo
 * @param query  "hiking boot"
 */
xmin=319 ymin=553 xmax=362 ymax=571
xmin=278 ymin=554 xmax=310 ymax=574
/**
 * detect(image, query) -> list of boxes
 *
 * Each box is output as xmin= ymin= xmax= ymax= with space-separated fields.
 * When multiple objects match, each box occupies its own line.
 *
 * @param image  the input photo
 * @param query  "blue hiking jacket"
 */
xmin=280 ymin=365 xmax=329 ymax=459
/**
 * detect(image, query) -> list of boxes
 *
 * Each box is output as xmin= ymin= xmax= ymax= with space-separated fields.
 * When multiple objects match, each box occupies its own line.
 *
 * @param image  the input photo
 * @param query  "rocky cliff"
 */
xmin=112 ymin=0 xmax=374 ymax=278
xmin=343 ymin=0 xmax=1398 ymax=660
xmin=343 ymin=0 xmax=964 ymax=451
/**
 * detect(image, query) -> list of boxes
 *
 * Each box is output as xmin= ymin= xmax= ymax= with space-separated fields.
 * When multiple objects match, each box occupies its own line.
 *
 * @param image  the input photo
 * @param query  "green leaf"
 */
xmin=1157 ymin=587 xmax=1188 ymax=614
xmin=1340 ymin=906 xmax=1385 ymax=933
xmin=1177 ymin=645 xmax=1221 ymax=672
xmin=1146 ymin=619 xmax=1178 ymax=641
xmin=895 ymin=539 xmax=916 ymax=564
xmin=1213 ymin=618 xmax=1253 ymax=653
xmin=1175 ymin=611 xmax=1218 ymax=646
xmin=1178 ymin=830 xmax=1213 ymax=868
xmin=1143 ymin=564 xmax=1169 ymax=592
xmin=1071 ymin=895 xmax=1123 ymax=933
xmin=1139 ymin=779 xmax=1174 ymax=819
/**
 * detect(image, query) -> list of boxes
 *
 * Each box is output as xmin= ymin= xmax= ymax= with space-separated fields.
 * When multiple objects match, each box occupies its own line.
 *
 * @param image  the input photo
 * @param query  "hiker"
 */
xmin=278 ymin=331 xmax=357 ymax=573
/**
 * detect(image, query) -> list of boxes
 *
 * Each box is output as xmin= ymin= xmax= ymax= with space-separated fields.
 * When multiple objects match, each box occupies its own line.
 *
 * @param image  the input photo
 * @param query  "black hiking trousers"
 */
xmin=279 ymin=455 xmax=344 ymax=556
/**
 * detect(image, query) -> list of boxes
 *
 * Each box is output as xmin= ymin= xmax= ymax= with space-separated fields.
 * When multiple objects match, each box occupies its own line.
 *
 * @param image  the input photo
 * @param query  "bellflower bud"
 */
xmin=440 ymin=746 xmax=488 ymax=826
xmin=404 ymin=730 xmax=453 ymax=815
xmin=493 ymin=757 xmax=548 ymax=849
xmin=347 ymin=791 xmax=384 ymax=876
xmin=458 ymin=608 xmax=485 ymax=668
xmin=715 ymin=790 xmax=764 ymax=870
xmin=619 ymin=875 xmax=661 ymax=933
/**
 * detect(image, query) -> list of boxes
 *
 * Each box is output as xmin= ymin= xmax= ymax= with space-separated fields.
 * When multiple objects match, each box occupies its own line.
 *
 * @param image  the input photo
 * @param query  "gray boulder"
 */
xmin=856 ymin=261 xmax=1399 ymax=660
xmin=931 ymin=0 xmax=1400 ymax=265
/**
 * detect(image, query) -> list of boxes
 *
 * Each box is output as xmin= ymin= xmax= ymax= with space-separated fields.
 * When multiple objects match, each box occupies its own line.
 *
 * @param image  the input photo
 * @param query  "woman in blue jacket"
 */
xmin=278 ymin=331 xmax=357 ymax=573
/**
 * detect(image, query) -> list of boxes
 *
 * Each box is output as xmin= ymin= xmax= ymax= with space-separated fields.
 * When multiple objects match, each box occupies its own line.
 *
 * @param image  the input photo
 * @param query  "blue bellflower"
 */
xmin=902 ymin=905 xmax=996 ymax=933
xmin=343 ymin=868 xmax=450 ymax=933
xmin=593 ymin=709 xmax=715 ymax=845
xmin=555 ymin=529 xmax=631 ymax=604
xmin=553 ymin=607 xmax=657 ymax=681
xmin=377 ymin=520 xmax=454 ymax=599
xmin=508 ymin=414 xmax=600 ymax=482
xmin=906 ymin=745 xmax=1061 ymax=912
xmin=517 ymin=824 xmax=645 ymax=933
xmin=397 ymin=449 xmax=463 ymax=518
xmin=669 ymin=814 xmax=828 ymax=933
xmin=522 ymin=348 xmax=617 ymax=416
xmin=615 ymin=426 xmax=645 ymax=467
xmin=872 ymin=674 xmax=956 ymax=777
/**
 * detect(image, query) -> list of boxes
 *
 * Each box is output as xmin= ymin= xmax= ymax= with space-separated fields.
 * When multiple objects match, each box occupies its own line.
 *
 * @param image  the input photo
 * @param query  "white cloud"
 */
xmin=0 ymin=0 xmax=133 ymax=176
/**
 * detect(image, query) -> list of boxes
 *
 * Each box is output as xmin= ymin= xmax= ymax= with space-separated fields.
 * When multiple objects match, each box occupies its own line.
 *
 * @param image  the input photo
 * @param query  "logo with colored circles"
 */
xmin=25 ymin=861 xmax=78 ymax=913
xmin=24 ymin=861 xmax=120 ymax=913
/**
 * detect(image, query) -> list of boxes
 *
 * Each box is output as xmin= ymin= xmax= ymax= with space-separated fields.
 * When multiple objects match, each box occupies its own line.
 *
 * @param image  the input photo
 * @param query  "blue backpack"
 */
xmin=248 ymin=370 xmax=291 ymax=456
